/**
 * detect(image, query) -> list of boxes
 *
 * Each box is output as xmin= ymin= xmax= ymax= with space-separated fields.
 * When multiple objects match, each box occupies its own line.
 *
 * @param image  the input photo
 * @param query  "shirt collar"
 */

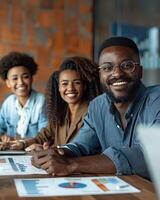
xmin=65 ymin=101 xmax=88 ymax=122
xmin=15 ymin=90 xmax=34 ymax=110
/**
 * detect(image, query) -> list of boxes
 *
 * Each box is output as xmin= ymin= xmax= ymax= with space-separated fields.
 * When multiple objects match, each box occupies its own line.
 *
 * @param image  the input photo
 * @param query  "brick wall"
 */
xmin=0 ymin=0 xmax=93 ymax=103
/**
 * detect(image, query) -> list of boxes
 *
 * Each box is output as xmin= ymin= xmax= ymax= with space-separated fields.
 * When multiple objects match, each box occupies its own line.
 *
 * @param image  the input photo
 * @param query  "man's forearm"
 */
xmin=67 ymin=154 xmax=116 ymax=174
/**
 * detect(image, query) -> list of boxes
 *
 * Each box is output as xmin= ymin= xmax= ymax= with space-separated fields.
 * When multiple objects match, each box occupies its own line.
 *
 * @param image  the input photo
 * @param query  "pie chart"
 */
xmin=58 ymin=182 xmax=87 ymax=189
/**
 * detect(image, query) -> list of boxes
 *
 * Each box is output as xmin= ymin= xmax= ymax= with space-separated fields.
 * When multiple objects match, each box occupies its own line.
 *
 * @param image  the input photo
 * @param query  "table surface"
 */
xmin=0 ymin=174 xmax=156 ymax=200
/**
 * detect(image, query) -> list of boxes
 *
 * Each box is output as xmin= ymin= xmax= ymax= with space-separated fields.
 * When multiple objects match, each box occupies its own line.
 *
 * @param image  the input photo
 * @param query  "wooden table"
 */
xmin=0 ymin=174 xmax=156 ymax=200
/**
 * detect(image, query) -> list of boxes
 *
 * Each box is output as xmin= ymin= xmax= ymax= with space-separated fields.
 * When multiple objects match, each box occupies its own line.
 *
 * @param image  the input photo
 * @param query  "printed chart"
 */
xmin=14 ymin=176 xmax=140 ymax=197
xmin=0 ymin=155 xmax=47 ymax=175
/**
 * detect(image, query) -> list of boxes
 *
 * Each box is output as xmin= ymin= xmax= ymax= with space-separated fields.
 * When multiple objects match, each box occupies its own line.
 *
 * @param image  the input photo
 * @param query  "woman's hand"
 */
xmin=9 ymin=140 xmax=25 ymax=150
xmin=0 ymin=134 xmax=14 ymax=150
xmin=25 ymin=143 xmax=43 ymax=152
xmin=25 ymin=142 xmax=50 ymax=152
xmin=1 ymin=134 xmax=13 ymax=143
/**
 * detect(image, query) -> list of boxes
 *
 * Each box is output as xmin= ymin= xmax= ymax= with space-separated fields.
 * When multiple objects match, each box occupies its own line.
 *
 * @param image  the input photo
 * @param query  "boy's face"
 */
xmin=6 ymin=66 xmax=32 ymax=99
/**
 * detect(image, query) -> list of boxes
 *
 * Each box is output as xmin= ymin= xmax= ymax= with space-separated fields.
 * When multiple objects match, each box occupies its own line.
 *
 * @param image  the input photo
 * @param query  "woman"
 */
xmin=10 ymin=56 xmax=101 ymax=151
xmin=0 ymin=52 xmax=48 ymax=144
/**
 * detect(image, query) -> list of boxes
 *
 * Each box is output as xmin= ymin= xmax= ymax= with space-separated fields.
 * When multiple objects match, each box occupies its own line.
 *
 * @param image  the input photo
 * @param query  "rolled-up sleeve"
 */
xmin=103 ymin=145 xmax=149 ymax=178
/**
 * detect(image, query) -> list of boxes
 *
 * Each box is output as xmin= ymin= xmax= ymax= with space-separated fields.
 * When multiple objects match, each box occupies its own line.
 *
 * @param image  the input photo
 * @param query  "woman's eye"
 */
xmin=23 ymin=76 xmax=30 ymax=79
xmin=74 ymin=81 xmax=81 ymax=85
xmin=61 ymin=82 xmax=68 ymax=86
xmin=12 ymin=78 xmax=17 ymax=81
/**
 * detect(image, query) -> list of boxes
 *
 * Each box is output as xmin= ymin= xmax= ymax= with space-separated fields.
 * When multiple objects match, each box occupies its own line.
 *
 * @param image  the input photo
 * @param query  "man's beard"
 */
xmin=102 ymin=79 xmax=141 ymax=103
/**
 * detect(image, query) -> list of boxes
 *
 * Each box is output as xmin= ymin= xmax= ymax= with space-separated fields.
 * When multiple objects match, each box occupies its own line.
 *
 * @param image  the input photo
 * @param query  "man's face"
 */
xmin=99 ymin=46 xmax=142 ymax=103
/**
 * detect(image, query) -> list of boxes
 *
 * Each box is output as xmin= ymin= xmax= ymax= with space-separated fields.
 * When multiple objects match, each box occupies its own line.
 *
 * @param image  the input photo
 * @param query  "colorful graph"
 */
xmin=58 ymin=182 xmax=87 ymax=189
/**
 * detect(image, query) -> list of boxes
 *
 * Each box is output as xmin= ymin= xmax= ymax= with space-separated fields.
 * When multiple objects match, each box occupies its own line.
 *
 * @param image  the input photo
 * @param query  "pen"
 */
xmin=56 ymin=145 xmax=64 ymax=155
xmin=116 ymin=185 xmax=130 ymax=190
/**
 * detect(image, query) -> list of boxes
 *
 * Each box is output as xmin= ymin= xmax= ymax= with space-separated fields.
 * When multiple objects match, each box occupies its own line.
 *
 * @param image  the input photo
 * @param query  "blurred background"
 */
xmin=0 ymin=0 xmax=160 ymax=103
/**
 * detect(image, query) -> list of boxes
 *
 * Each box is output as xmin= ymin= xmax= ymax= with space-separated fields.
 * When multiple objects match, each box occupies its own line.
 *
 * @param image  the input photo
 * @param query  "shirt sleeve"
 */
xmin=36 ymin=94 xmax=48 ymax=132
xmin=64 ymin=105 xmax=150 ymax=179
xmin=37 ymin=109 xmax=48 ymax=131
xmin=103 ymin=145 xmax=149 ymax=178
xmin=0 ymin=102 xmax=7 ymax=134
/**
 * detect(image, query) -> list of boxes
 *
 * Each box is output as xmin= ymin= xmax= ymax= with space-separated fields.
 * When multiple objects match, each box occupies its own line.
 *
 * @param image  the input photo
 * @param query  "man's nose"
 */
xmin=112 ymin=65 xmax=124 ymax=77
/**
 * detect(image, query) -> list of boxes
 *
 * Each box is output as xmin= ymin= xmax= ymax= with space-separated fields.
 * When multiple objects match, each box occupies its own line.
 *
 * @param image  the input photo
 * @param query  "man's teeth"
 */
xmin=112 ymin=81 xmax=127 ymax=86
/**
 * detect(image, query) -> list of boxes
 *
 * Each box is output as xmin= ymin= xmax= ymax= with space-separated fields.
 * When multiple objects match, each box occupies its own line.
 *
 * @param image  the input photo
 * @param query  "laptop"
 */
xmin=0 ymin=150 xmax=26 ymax=155
xmin=137 ymin=125 xmax=160 ymax=200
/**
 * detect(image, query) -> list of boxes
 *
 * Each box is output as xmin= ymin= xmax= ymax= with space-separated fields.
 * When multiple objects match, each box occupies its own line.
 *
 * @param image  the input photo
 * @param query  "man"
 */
xmin=31 ymin=36 xmax=160 ymax=179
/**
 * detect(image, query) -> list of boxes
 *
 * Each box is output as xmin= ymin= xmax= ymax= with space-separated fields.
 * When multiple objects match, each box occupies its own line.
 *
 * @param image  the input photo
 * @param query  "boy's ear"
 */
xmin=5 ymin=79 xmax=11 ymax=88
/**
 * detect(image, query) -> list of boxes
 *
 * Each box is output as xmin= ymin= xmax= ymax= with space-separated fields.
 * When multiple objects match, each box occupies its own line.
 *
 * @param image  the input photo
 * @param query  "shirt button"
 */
xmin=130 ymin=113 xmax=133 ymax=117
xmin=117 ymin=125 xmax=120 ymax=128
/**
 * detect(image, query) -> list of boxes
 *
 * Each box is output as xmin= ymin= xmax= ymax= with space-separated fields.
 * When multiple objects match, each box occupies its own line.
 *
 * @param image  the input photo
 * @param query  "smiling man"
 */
xmin=31 ymin=36 xmax=160 ymax=180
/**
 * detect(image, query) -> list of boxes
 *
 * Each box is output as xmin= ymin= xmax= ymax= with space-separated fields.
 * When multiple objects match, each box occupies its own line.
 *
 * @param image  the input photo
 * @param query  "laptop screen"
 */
xmin=138 ymin=125 xmax=160 ymax=200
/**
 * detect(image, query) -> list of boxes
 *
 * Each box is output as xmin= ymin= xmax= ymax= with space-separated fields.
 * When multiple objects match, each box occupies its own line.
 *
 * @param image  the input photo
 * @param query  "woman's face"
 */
xmin=6 ymin=66 xmax=32 ymax=99
xmin=58 ymin=69 xmax=85 ymax=105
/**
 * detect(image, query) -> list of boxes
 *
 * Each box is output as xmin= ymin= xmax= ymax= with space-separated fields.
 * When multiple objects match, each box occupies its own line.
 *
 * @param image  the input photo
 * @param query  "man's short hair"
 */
xmin=98 ymin=36 xmax=139 ymax=58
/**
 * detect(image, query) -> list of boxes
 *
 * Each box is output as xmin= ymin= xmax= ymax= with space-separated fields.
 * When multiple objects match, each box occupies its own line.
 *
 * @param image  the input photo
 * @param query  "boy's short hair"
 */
xmin=0 ymin=51 xmax=38 ymax=80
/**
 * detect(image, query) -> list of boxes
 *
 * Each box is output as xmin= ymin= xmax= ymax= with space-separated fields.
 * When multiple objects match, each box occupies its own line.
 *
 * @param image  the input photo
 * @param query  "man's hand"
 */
xmin=31 ymin=147 xmax=72 ymax=176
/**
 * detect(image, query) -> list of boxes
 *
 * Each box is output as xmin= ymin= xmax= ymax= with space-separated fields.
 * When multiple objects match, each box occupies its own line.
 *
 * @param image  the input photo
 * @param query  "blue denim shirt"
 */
xmin=0 ymin=90 xmax=48 ymax=138
xmin=64 ymin=83 xmax=160 ymax=179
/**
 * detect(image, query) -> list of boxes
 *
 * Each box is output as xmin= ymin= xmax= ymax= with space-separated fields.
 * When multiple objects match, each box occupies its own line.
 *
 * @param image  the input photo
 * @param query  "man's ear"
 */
xmin=5 ymin=79 xmax=11 ymax=88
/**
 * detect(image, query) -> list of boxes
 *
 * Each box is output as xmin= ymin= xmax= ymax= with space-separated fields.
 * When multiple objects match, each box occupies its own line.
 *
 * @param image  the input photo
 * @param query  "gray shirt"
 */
xmin=64 ymin=83 xmax=160 ymax=179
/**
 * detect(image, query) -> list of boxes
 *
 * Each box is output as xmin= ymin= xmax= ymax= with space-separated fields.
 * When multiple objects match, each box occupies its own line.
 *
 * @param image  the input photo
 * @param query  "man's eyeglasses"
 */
xmin=98 ymin=60 xmax=140 ymax=73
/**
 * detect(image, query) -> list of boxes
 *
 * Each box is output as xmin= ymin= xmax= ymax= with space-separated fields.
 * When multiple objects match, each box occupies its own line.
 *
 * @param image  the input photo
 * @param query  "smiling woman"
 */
xmin=0 ymin=52 xmax=48 ymax=144
xmin=10 ymin=56 xmax=101 ymax=151
xmin=58 ymin=70 xmax=85 ymax=106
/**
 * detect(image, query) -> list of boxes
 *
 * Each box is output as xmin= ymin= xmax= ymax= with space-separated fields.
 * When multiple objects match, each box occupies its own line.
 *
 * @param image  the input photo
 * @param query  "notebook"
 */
xmin=137 ymin=125 xmax=160 ymax=200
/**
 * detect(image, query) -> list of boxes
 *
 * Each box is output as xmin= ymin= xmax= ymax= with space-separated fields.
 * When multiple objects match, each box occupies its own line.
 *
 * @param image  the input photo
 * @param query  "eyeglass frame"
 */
xmin=98 ymin=60 xmax=140 ymax=74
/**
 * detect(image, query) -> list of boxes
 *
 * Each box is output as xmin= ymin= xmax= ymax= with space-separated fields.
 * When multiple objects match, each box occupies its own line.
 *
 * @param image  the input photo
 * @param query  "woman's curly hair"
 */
xmin=0 ymin=51 xmax=38 ymax=80
xmin=46 ymin=56 xmax=101 ymax=126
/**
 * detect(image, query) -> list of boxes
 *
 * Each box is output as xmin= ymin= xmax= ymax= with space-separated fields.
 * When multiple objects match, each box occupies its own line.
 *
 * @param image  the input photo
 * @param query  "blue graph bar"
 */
xmin=22 ymin=180 xmax=43 ymax=195
xmin=8 ymin=158 xmax=19 ymax=171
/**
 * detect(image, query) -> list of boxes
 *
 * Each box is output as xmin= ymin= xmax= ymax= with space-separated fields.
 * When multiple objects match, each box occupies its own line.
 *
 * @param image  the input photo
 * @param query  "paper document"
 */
xmin=14 ymin=176 xmax=140 ymax=197
xmin=0 ymin=155 xmax=47 ymax=175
